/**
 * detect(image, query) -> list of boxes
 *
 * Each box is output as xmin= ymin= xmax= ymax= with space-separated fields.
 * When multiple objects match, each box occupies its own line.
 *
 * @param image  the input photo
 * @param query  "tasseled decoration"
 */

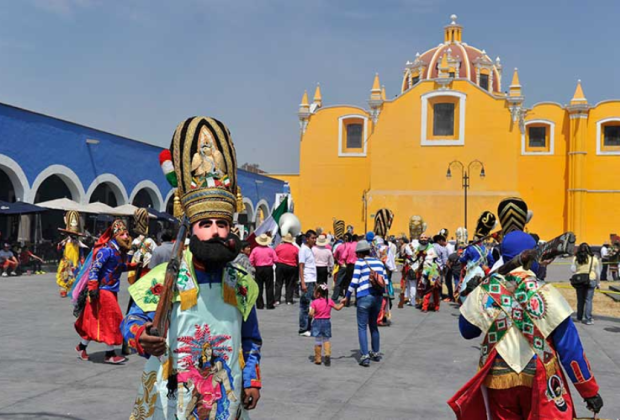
xmin=159 ymin=150 xmax=177 ymax=187
xmin=162 ymin=353 xmax=173 ymax=381
xmin=173 ymin=190 xmax=183 ymax=220
xmin=238 ymin=349 xmax=246 ymax=370
xmin=166 ymin=370 xmax=178 ymax=400
xmin=236 ymin=186 xmax=244 ymax=213
xmin=179 ymin=289 xmax=198 ymax=311
xmin=223 ymin=281 xmax=238 ymax=307
xmin=483 ymin=371 xmax=534 ymax=389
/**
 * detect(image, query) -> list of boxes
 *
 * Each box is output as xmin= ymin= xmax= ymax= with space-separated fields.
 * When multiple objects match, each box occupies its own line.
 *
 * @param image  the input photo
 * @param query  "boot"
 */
xmin=314 ymin=345 xmax=322 ymax=365
xmin=324 ymin=342 xmax=331 ymax=366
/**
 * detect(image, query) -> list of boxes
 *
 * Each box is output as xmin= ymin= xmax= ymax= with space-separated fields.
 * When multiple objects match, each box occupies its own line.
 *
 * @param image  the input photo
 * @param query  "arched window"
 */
xmin=521 ymin=120 xmax=555 ymax=155
xmin=338 ymin=115 xmax=368 ymax=156
xmin=421 ymin=91 xmax=466 ymax=146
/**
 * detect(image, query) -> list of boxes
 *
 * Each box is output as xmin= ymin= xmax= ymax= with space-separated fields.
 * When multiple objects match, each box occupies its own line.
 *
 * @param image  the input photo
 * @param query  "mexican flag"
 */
xmin=246 ymin=197 xmax=289 ymax=248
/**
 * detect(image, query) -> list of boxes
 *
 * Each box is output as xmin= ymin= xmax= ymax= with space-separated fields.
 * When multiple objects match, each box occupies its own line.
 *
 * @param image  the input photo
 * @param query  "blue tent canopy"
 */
xmin=0 ymin=200 xmax=46 ymax=215
xmin=147 ymin=207 xmax=177 ymax=223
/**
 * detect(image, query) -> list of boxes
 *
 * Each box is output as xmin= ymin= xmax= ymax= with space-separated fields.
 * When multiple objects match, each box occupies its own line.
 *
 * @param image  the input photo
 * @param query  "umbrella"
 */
xmin=0 ymin=200 xmax=46 ymax=215
xmin=114 ymin=204 xmax=156 ymax=218
xmin=82 ymin=202 xmax=124 ymax=215
xmin=147 ymin=207 xmax=177 ymax=223
xmin=36 ymin=198 xmax=84 ymax=212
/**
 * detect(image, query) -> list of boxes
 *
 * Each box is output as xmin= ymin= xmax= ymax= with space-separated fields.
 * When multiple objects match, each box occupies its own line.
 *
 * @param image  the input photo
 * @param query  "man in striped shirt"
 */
xmin=342 ymin=240 xmax=386 ymax=367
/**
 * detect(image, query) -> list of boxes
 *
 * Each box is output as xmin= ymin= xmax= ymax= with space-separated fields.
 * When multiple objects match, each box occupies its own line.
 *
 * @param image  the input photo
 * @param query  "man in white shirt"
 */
xmin=600 ymin=242 xmax=609 ymax=281
xmin=298 ymin=230 xmax=317 ymax=336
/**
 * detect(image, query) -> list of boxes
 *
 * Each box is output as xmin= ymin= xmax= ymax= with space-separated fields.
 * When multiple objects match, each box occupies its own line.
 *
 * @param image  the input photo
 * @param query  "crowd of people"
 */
xmin=6 ymin=115 xmax=610 ymax=419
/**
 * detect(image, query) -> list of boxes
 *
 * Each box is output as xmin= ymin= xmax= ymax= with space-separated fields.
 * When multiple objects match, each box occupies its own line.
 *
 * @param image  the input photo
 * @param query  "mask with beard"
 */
xmin=419 ymin=240 xmax=428 ymax=247
xmin=115 ymin=235 xmax=133 ymax=252
xmin=189 ymin=234 xmax=241 ymax=270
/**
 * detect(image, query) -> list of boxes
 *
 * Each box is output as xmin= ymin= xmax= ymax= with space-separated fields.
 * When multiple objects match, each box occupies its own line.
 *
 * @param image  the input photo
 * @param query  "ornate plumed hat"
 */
xmin=409 ymin=215 xmax=427 ymax=240
xmin=438 ymin=228 xmax=449 ymax=239
xmin=455 ymin=227 xmax=468 ymax=244
xmin=133 ymin=208 xmax=149 ymax=236
xmin=333 ymin=219 xmax=345 ymax=240
xmin=474 ymin=211 xmax=497 ymax=239
xmin=58 ymin=210 xmax=83 ymax=236
xmin=160 ymin=117 xmax=240 ymax=225
xmin=111 ymin=219 xmax=128 ymax=237
xmin=497 ymin=197 xmax=530 ymax=234
xmin=373 ymin=208 xmax=394 ymax=237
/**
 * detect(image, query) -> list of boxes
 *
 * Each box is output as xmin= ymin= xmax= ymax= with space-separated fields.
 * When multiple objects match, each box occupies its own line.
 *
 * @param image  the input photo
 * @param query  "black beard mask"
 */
xmin=189 ymin=234 xmax=241 ymax=270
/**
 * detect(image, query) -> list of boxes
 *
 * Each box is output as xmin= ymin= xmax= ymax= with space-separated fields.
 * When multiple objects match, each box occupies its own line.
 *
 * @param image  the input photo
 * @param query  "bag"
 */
xmin=570 ymin=257 xmax=593 ymax=288
xmin=365 ymin=259 xmax=386 ymax=290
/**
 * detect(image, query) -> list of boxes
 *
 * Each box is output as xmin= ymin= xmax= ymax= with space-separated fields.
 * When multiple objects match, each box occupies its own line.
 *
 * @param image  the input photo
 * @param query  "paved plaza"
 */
xmin=0 ymin=267 xmax=619 ymax=420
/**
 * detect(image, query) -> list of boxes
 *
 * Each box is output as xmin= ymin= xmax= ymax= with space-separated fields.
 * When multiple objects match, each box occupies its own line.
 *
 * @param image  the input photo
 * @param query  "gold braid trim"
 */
xmin=483 ymin=371 xmax=534 ymax=389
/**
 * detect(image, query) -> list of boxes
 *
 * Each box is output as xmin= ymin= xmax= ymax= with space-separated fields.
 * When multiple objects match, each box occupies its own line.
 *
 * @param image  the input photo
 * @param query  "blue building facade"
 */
xmin=0 ymin=102 xmax=284 ymax=227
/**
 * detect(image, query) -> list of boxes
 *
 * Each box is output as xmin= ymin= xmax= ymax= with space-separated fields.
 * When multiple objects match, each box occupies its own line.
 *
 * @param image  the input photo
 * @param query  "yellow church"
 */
xmin=270 ymin=15 xmax=620 ymax=244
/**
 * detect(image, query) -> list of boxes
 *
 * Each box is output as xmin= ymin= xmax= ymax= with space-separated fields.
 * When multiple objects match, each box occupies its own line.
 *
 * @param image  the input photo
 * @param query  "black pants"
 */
xmin=317 ymin=266 xmax=329 ymax=285
xmin=342 ymin=264 xmax=355 ymax=295
xmin=275 ymin=263 xmax=297 ymax=304
xmin=255 ymin=266 xmax=275 ymax=309
xmin=444 ymin=270 xmax=456 ymax=301
xmin=601 ymin=258 xmax=609 ymax=280
xmin=331 ymin=266 xmax=347 ymax=300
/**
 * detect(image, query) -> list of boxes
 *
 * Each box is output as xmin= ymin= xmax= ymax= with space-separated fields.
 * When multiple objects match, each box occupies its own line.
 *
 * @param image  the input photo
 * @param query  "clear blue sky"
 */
xmin=1 ymin=0 xmax=619 ymax=173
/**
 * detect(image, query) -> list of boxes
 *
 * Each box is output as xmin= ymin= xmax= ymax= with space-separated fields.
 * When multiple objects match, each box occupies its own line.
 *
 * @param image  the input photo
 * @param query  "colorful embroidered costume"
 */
xmin=56 ymin=210 xmax=86 ymax=297
xmin=121 ymin=252 xmax=262 ymax=420
xmin=449 ymin=268 xmax=600 ymax=419
xmin=74 ymin=237 xmax=130 ymax=346
xmin=413 ymin=242 xmax=441 ymax=311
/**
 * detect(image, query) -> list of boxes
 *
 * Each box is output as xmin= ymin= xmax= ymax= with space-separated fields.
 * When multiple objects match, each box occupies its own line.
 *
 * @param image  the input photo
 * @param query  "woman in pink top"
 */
xmin=249 ymin=234 xmax=278 ymax=309
xmin=309 ymin=284 xmax=344 ymax=366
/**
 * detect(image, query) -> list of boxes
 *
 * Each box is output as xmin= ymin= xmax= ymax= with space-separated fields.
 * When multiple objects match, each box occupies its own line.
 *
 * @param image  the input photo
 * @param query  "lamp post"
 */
xmin=362 ymin=189 xmax=368 ymax=233
xmin=446 ymin=159 xmax=486 ymax=231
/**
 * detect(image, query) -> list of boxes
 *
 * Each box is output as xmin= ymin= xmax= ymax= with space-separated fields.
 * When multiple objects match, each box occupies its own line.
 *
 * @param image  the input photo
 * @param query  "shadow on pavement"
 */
xmin=0 ymin=413 xmax=86 ymax=420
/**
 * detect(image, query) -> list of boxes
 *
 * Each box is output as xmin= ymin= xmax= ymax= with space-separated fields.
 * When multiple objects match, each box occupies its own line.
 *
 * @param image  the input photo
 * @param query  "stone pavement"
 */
xmin=0 ymin=271 xmax=619 ymax=420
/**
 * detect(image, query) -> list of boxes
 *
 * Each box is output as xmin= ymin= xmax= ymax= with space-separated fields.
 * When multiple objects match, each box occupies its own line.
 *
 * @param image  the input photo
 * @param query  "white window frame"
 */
xmin=420 ymin=90 xmax=466 ymax=146
xmin=338 ymin=114 xmax=368 ymax=157
xmin=596 ymin=117 xmax=620 ymax=156
xmin=521 ymin=120 xmax=555 ymax=156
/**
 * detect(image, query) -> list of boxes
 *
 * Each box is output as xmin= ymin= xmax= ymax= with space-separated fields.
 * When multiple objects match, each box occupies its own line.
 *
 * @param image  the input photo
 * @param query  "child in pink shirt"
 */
xmin=309 ymin=284 xmax=344 ymax=366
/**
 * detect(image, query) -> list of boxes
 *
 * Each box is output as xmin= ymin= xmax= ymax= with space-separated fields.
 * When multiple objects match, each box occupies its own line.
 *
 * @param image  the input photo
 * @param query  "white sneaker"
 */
xmin=9 ymin=272 xmax=17 ymax=276
xmin=1 ymin=272 xmax=7 ymax=277
xmin=299 ymin=331 xmax=311 ymax=337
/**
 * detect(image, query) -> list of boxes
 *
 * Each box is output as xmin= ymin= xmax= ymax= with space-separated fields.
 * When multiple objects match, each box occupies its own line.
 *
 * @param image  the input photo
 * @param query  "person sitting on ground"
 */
xmin=0 ymin=243 xmax=19 ymax=277
xmin=19 ymin=246 xmax=45 ymax=274
xmin=309 ymin=283 xmax=344 ymax=366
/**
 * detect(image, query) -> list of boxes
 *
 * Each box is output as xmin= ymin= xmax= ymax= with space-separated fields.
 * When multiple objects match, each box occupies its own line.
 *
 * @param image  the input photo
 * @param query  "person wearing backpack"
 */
xmin=570 ymin=242 xmax=600 ymax=325
xmin=342 ymin=240 xmax=386 ymax=367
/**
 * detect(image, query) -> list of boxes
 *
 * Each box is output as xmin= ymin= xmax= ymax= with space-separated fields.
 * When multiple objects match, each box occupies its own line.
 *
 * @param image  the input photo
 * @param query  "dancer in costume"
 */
xmin=121 ymin=116 xmax=262 ymax=420
xmin=400 ymin=215 xmax=426 ymax=307
xmin=413 ymin=234 xmax=441 ymax=312
xmin=56 ymin=210 xmax=87 ymax=298
xmin=449 ymin=251 xmax=604 ymax=418
xmin=457 ymin=211 xmax=496 ymax=302
xmin=74 ymin=219 xmax=133 ymax=364
xmin=128 ymin=207 xmax=157 ymax=285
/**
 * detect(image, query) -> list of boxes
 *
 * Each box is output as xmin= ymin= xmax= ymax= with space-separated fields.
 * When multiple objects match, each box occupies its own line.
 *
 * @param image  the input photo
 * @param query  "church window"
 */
xmin=412 ymin=75 xmax=420 ymax=85
xmin=339 ymin=115 xmax=368 ymax=156
xmin=528 ymin=126 xmax=546 ymax=148
xmin=448 ymin=72 xmax=455 ymax=78
xmin=603 ymin=125 xmax=620 ymax=147
xmin=480 ymin=74 xmax=489 ymax=91
xmin=433 ymin=103 xmax=455 ymax=136
xmin=346 ymin=124 xmax=363 ymax=148
xmin=522 ymin=120 xmax=554 ymax=155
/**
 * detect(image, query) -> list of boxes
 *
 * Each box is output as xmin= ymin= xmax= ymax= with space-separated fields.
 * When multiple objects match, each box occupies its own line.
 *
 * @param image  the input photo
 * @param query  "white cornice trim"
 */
xmin=129 ymin=180 xmax=164 ymax=212
xmin=27 ymin=164 xmax=86 ymax=204
xmin=85 ymin=173 xmax=129 ymax=205
xmin=521 ymin=119 xmax=555 ymax=156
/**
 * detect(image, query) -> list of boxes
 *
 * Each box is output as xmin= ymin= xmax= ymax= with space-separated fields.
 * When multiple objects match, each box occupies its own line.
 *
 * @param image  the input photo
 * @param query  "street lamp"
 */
xmin=446 ymin=159 xmax=486 ymax=231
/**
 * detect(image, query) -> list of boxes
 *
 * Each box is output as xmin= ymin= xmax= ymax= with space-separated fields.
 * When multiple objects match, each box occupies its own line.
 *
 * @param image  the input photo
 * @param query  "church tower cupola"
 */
xmin=444 ymin=14 xmax=462 ymax=43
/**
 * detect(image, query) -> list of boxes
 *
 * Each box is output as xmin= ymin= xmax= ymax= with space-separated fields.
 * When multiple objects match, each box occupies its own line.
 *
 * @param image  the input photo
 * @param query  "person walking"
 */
xmin=309 ymin=283 xmax=344 ymax=366
xmin=274 ymin=233 xmax=299 ymax=305
xmin=571 ymin=242 xmax=600 ymax=325
xmin=331 ymin=233 xmax=351 ymax=300
xmin=342 ymin=240 xmax=385 ymax=367
xmin=313 ymin=234 xmax=333 ymax=286
xmin=250 ymin=234 xmax=278 ymax=309
xmin=445 ymin=246 xmax=463 ymax=302
xmin=299 ymin=230 xmax=318 ymax=336
xmin=148 ymin=227 xmax=177 ymax=269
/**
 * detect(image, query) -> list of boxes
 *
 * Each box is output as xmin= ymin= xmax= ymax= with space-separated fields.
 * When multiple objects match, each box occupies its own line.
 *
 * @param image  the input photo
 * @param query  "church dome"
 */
xmin=402 ymin=15 xmax=503 ymax=94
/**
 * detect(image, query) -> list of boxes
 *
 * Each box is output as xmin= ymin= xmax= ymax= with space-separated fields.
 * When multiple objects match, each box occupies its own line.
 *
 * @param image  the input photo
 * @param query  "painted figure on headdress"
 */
xmin=56 ymin=210 xmax=87 ymax=298
xmin=128 ymin=208 xmax=157 ymax=285
xmin=121 ymin=117 xmax=262 ymax=420
xmin=401 ymin=215 xmax=427 ymax=307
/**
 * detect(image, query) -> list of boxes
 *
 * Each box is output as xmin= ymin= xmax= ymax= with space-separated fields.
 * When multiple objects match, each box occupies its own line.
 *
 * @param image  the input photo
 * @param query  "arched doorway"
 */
xmin=165 ymin=193 xmax=175 ymax=215
xmin=0 ymin=169 xmax=16 ymax=202
xmin=132 ymin=189 xmax=155 ymax=208
xmin=34 ymin=175 xmax=75 ymax=243
xmin=89 ymin=183 xmax=120 ymax=207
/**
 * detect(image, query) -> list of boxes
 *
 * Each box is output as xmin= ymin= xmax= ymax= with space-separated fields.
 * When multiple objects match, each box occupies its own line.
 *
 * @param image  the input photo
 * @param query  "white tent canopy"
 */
xmin=36 ymin=198 xmax=85 ymax=212
xmin=82 ymin=201 xmax=123 ymax=215
xmin=113 ymin=203 xmax=157 ymax=218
